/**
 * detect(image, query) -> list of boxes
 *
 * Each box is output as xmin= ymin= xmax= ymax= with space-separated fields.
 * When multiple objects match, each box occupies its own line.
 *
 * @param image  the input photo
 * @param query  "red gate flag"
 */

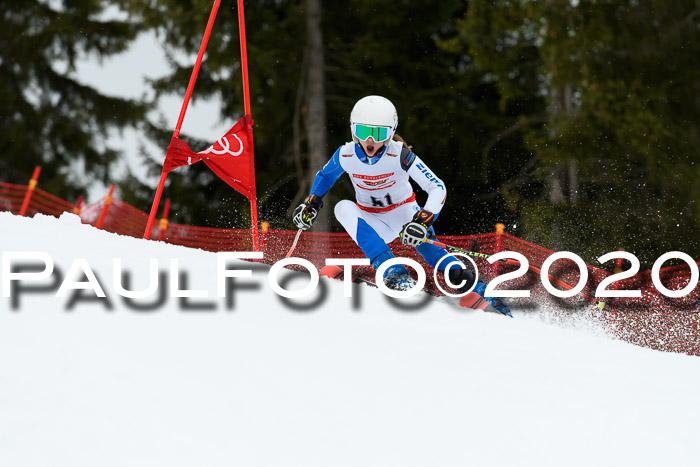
xmin=164 ymin=114 xmax=256 ymax=200
xmin=143 ymin=0 xmax=259 ymax=251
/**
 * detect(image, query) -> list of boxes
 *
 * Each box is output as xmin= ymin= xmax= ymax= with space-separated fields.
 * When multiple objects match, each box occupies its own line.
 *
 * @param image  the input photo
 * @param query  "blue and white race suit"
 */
xmin=310 ymin=139 xmax=464 ymax=271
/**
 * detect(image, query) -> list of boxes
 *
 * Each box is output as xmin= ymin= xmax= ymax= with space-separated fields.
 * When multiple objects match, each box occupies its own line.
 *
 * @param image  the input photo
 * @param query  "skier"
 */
xmin=292 ymin=95 xmax=510 ymax=315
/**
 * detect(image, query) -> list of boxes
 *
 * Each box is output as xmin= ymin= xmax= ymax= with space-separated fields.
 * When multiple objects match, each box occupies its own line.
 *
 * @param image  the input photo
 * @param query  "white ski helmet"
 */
xmin=349 ymin=95 xmax=398 ymax=146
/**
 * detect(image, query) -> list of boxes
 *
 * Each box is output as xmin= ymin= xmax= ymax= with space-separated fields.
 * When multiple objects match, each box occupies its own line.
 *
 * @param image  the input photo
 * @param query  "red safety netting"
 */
xmin=0 ymin=183 xmax=26 ymax=213
xmin=1 ymin=182 xmax=698 ymax=355
xmin=499 ymin=233 xmax=700 ymax=354
xmin=81 ymin=197 xmax=149 ymax=238
xmin=0 ymin=182 xmax=75 ymax=217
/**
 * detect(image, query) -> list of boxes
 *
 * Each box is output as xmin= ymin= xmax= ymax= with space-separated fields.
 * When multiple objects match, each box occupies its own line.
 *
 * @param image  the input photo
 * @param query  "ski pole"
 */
xmin=425 ymin=239 xmax=509 ymax=263
xmin=285 ymin=229 xmax=303 ymax=258
xmin=425 ymin=238 xmax=606 ymax=310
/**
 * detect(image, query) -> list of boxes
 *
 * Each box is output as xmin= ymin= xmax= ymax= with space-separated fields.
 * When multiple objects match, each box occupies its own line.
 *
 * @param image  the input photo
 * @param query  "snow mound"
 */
xmin=1 ymin=212 xmax=699 ymax=466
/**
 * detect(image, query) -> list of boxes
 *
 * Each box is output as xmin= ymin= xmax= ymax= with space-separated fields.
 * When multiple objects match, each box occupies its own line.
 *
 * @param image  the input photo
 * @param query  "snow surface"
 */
xmin=1 ymin=212 xmax=699 ymax=467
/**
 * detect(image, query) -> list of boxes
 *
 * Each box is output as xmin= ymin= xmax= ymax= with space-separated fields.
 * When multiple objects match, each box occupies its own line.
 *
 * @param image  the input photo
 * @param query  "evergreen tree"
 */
xmin=455 ymin=0 xmax=699 ymax=266
xmin=0 ymin=0 xmax=146 ymax=199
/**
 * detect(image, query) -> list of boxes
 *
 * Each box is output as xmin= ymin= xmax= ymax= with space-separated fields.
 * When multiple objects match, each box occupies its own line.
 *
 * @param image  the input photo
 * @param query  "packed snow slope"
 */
xmin=1 ymin=212 xmax=699 ymax=467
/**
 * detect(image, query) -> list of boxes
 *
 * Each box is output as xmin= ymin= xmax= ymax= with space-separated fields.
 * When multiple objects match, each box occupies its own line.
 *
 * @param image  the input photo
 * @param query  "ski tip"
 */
xmin=319 ymin=265 xmax=344 ymax=280
xmin=459 ymin=292 xmax=512 ymax=318
xmin=459 ymin=292 xmax=489 ymax=311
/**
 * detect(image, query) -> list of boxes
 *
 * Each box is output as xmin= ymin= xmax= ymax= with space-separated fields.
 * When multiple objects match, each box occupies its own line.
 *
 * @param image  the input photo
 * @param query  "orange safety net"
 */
xmin=1 ymin=182 xmax=698 ymax=355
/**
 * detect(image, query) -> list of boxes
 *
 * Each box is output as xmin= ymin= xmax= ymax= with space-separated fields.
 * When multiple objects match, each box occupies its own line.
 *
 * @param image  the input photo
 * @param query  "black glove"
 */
xmin=399 ymin=209 xmax=435 ymax=246
xmin=446 ymin=266 xmax=477 ymax=294
xmin=293 ymin=194 xmax=323 ymax=230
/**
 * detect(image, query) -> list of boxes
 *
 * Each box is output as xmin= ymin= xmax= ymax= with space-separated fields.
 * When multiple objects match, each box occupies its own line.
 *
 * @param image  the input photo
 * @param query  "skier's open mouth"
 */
xmin=366 ymin=144 xmax=375 ymax=154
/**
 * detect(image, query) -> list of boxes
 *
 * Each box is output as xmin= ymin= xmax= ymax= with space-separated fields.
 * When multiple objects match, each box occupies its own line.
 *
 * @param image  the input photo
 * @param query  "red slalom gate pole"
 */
xmin=143 ymin=171 xmax=167 ymax=239
xmin=95 ymin=185 xmax=114 ymax=230
xmin=237 ymin=0 xmax=251 ymax=116
xmin=173 ymin=1 xmax=222 ymax=139
xmin=19 ymin=166 xmax=41 ymax=216
xmin=237 ymin=0 xmax=259 ymax=251
xmin=143 ymin=0 xmax=222 ymax=239
xmin=250 ymin=197 xmax=260 ymax=251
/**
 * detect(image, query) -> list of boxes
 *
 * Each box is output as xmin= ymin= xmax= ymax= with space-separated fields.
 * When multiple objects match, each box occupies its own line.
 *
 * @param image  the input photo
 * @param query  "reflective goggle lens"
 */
xmin=354 ymin=124 xmax=390 ymax=142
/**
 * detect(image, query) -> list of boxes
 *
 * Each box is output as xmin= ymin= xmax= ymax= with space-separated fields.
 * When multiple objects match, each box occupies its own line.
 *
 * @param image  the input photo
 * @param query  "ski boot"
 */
xmin=383 ymin=264 xmax=417 ymax=291
xmin=472 ymin=281 xmax=512 ymax=317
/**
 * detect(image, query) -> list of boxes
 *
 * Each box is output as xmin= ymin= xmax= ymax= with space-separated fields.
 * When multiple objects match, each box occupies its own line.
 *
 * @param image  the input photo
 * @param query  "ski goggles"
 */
xmin=353 ymin=124 xmax=392 ymax=142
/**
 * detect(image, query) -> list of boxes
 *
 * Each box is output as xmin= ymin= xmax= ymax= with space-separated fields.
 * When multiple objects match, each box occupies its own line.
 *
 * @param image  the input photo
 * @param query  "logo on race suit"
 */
xmin=352 ymin=172 xmax=395 ymax=191
xmin=415 ymin=163 xmax=445 ymax=189
xmin=201 ymin=134 xmax=244 ymax=157
xmin=352 ymin=172 xmax=394 ymax=181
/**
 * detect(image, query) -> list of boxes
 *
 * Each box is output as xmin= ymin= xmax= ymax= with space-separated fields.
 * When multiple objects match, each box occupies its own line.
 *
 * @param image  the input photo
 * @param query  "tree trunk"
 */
xmin=548 ymin=83 xmax=578 ymax=204
xmin=304 ymin=0 xmax=330 ymax=232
